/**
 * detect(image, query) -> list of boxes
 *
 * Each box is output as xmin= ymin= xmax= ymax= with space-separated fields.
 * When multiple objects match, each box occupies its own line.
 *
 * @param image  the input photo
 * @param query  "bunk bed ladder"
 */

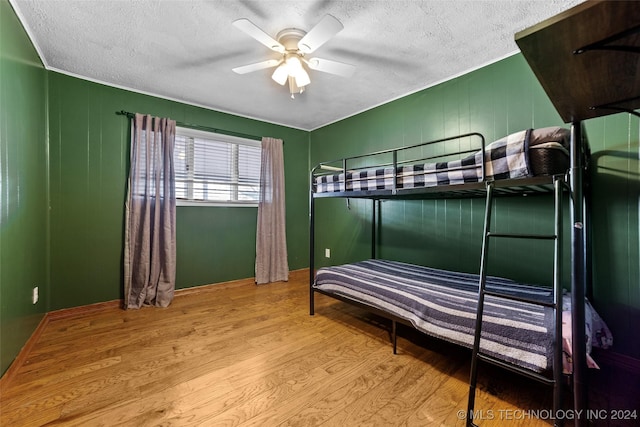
xmin=466 ymin=177 xmax=565 ymax=427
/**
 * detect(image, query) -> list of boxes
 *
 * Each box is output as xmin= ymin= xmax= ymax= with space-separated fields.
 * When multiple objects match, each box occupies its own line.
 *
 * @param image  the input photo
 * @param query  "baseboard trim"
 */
xmin=0 ymin=313 xmax=49 ymax=390
xmin=175 ymin=268 xmax=309 ymax=295
xmin=0 ymin=268 xmax=310 ymax=387
xmin=47 ymin=299 xmax=122 ymax=321
xmin=175 ymin=277 xmax=256 ymax=295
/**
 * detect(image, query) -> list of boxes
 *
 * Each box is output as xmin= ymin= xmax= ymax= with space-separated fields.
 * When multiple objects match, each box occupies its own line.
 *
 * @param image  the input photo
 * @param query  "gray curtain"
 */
xmin=255 ymin=137 xmax=289 ymax=284
xmin=124 ymin=113 xmax=177 ymax=308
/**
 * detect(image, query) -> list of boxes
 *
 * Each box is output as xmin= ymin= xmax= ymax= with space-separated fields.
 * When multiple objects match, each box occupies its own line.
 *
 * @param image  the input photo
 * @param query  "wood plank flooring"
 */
xmin=0 ymin=272 xmax=625 ymax=426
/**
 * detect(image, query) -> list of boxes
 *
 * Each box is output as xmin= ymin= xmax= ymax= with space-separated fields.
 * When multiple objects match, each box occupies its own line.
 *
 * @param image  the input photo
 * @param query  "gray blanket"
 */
xmin=314 ymin=259 xmax=555 ymax=373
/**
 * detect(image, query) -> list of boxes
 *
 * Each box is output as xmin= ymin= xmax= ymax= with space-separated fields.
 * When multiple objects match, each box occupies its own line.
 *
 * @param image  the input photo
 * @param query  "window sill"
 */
xmin=176 ymin=200 xmax=258 ymax=208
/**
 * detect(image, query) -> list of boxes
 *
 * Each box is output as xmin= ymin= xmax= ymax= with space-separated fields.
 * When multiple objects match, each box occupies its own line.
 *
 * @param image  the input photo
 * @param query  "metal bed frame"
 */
xmin=308 ymin=125 xmax=589 ymax=427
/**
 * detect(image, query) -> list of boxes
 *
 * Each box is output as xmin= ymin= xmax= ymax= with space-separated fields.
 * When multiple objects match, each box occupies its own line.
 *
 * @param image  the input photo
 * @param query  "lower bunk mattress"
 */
xmin=313 ymin=259 xmax=612 ymax=374
xmin=314 ymin=126 xmax=570 ymax=193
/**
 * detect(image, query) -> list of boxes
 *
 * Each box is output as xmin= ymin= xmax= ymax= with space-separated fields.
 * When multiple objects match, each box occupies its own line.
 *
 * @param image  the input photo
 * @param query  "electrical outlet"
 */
xmin=32 ymin=286 xmax=38 ymax=304
xmin=325 ymin=248 xmax=331 ymax=258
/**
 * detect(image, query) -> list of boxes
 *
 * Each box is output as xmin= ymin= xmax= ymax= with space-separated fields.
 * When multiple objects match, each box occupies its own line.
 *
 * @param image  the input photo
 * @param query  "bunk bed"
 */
xmin=309 ymin=125 xmax=605 ymax=425
xmin=310 ymin=2 xmax=637 ymax=426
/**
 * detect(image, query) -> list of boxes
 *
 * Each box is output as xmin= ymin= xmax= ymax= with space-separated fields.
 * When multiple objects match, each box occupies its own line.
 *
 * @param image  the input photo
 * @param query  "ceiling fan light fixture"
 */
xmin=294 ymin=67 xmax=310 ymax=87
xmin=288 ymin=76 xmax=305 ymax=99
xmin=271 ymin=63 xmax=289 ymax=85
xmin=283 ymin=54 xmax=310 ymax=90
xmin=233 ymin=15 xmax=353 ymax=99
xmin=285 ymin=54 xmax=303 ymax=72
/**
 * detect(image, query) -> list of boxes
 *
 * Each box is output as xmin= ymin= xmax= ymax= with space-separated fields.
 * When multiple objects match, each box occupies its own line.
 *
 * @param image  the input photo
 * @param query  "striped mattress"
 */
xmin=314 ymin=259 xmax=557 ymax=373
xmin=313 ymin=127 xmax=570 ymax=194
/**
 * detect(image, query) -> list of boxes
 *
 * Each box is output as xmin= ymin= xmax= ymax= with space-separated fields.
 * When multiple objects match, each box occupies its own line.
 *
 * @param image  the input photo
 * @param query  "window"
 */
xmin=174 ymin=127 xmax=261 ymax=206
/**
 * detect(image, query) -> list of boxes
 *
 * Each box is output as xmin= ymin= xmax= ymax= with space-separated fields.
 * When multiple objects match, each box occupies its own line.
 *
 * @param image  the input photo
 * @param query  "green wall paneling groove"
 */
xmin=0 ymin=0 xmax=49 ymax=375
xmin=310 ymin=54 xmax=640 ymax=360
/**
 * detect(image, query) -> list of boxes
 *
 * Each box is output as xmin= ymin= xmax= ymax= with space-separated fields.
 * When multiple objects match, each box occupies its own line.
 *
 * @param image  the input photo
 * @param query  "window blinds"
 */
xmin=174 ymin=128 xmax=261 ymax=203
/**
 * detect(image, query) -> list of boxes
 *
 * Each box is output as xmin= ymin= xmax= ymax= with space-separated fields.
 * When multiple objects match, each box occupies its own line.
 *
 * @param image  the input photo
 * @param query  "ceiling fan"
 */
xmin=232 ymin=15 xmax=356 ymax=99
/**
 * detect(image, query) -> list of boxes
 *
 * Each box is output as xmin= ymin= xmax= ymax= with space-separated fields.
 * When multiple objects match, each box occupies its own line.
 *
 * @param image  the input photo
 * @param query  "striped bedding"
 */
xmin=315 ymin=130 xmax=532 ymax=193
xmin=314 ymin=259 xmax=558 ymax=373
xmin=314 ymin=127 xmax=570 ymax=193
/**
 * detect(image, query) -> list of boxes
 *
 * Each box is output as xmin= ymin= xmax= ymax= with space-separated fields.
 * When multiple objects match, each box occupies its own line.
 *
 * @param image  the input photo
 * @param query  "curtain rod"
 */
xmin=116 ymin=110 xmax=263 ymax=142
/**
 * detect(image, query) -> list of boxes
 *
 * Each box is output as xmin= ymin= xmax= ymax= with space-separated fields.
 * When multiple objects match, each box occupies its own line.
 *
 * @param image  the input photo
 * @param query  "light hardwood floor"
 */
xmin=1 ymin=271 xmax=569 ymax=426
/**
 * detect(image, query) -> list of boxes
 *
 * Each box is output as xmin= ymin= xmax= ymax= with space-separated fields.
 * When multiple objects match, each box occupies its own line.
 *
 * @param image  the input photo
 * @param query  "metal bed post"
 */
xmin=583 ymin=145 xmax=593 ymax=302
xmin=552 ymin=176 xmax=564 ymax=427
xmin=372 ymin=199 xmax=377 ymax=259
xmin=392 ymin=150 xmax=398 ymax=195
xmin=570 ymin=122 xmax=588 ymax=425
xmin=309 ymin=171 xmax=316 ymax=316
xmin=392 ymin=320 xmax=397 ymax=355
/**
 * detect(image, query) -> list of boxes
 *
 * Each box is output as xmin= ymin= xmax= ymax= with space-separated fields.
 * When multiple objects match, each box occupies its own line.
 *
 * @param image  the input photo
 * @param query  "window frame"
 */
xmin=174 ymin=126 xmax=261 ymax=208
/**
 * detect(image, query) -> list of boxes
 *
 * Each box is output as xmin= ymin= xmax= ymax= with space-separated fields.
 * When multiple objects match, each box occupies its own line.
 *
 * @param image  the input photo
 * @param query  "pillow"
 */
xmin=530 ymin=126 xmax=570 ymax=149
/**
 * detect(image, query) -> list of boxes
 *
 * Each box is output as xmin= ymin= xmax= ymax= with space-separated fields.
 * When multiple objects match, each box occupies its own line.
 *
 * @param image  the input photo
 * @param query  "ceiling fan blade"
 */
xmin=232 ymin=19 xmax=285 ymax=53
xmin=305 ymin=57 xmax=355 ymax=78
xmin=297 ymin=15 xmax=343 ymax=54
xmin=232 ymin=59 xmax=281 ymax=74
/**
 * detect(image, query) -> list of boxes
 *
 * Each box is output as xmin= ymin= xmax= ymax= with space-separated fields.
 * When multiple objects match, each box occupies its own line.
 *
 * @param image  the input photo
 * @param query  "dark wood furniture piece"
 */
xmin=516 ymin=0 xmax=640 ymax=122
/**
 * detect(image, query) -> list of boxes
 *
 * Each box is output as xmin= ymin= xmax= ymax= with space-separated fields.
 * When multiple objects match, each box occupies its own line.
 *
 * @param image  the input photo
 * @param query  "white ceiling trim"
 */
xmin=8 ymin=0 xmax=48 ymax=68
xmin=45 ymin=65 xmax=309 ymax=132
xmin=308 ymin=49 xmax=521 ymax=131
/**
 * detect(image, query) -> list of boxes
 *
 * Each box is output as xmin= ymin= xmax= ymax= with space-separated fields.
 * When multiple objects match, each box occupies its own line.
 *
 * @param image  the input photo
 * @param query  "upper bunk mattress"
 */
xmin=313 ymin=259 xmax=611 ymax=374
xmin=314 ymin=127 xmax=569 ymax=193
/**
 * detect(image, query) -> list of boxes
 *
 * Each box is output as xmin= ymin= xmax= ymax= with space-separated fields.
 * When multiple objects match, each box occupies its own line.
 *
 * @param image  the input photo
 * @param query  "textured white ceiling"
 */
xmin=11 ymin=0 xmax=583 ymax=130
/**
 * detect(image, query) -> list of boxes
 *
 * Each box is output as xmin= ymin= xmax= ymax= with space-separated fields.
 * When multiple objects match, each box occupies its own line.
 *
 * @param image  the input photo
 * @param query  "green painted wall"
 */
xmin=310 ymin=54 xmax=639 ymax=360
xmin=48 ymin=72 xmax=309 ymax=310
xmin=0 ymin=0 xmax=49 ymax=375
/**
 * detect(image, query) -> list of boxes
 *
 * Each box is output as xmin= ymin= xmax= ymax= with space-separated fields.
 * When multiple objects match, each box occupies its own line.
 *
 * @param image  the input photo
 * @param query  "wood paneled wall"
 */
xmin=0 ymin=0 xmax=49 ymax=375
